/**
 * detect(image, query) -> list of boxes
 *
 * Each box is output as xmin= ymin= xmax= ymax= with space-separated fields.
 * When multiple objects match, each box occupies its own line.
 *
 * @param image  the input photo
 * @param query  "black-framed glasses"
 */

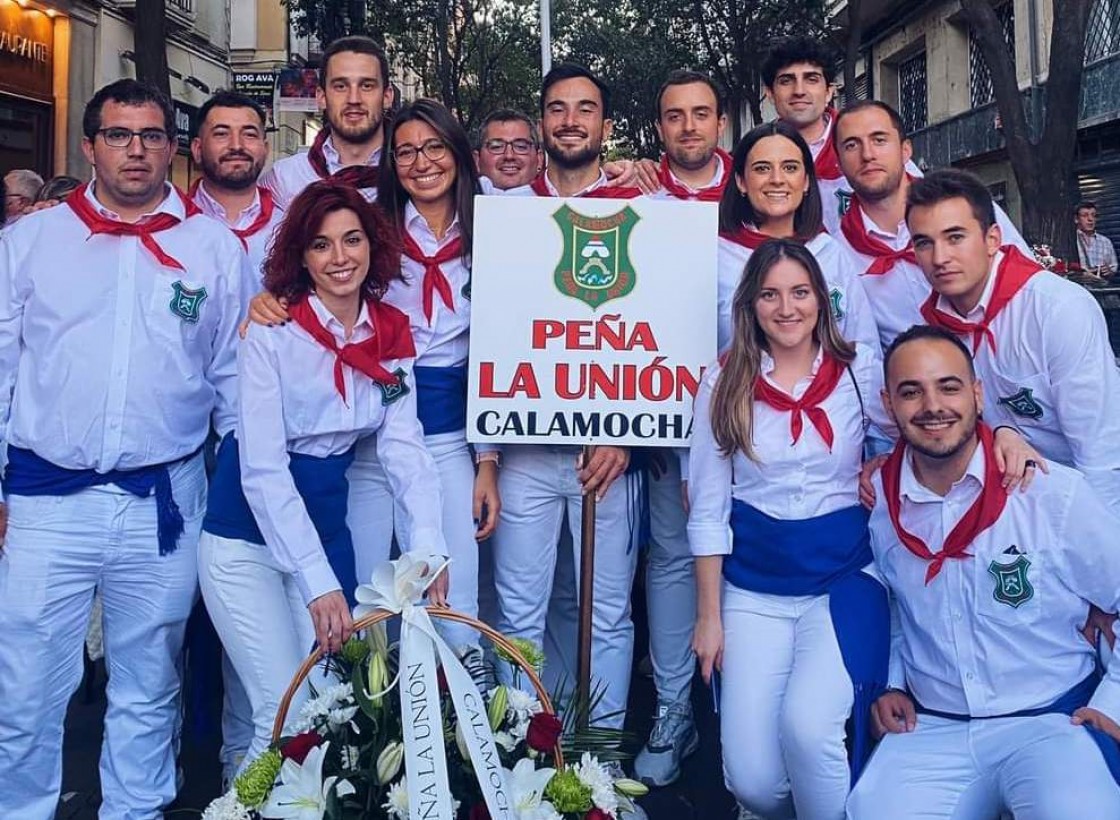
xmin=482 ymin=137 xmax=536 ymax=155
xmin=392 ymin=138 xmax=448 ymax=167
xmin=96 ymin=128 xmax=171 ymax=150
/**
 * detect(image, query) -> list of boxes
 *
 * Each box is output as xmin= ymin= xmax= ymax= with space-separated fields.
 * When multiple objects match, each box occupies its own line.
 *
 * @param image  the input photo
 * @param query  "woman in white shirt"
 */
xmin=199 ymin=180 xmax=448 ymax=764
xmin=716 ymin=120 xmax=878 ymax=355
xmin=689 ymin=238 xmax=889 ymax=820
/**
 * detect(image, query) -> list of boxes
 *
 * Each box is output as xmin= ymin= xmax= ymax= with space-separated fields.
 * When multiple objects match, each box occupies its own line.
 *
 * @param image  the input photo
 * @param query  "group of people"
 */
xmin=0 ymin=30 xmax=1118 ymax=820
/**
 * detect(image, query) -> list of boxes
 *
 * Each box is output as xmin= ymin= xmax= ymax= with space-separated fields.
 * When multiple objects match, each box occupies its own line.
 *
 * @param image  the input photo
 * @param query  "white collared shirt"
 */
xmin=687 ymin=343 xmax=888 ymax=556
xmin=260 ymin=136 xmax=382 ymax=209
xmin=717 ymin=230 xmax=880 ymax=355
xmin=380 ymin=203 xmax=472 ymax=367
xmin=932 ymin=250 xmax=1120 ymax=510
xmin=238 ymin=294 xmax=447 ymax=604
xmin=191 ymin=182 xmax=286 ymax=284
xmin=836 ymin=202 xmax=1030 ymax=350
xmin=646 ymin=153 xmax=726 ymax=200
xmin=506 ymin=169 xmax=612 ymax=198
xmin=869 ymin=446 xmax=1120 ymax=722
xmin=0 ymin=183 xmax=249 ymax=470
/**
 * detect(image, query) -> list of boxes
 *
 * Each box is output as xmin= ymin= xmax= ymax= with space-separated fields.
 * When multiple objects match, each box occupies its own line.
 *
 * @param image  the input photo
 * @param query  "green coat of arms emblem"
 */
xmin=997 ymin=387 xmax=1043 ymax=420
xmin=377 ymin=367 xmax=410 ymax=406
xmin=837 ymin=190 xmax=853 ymax=217
xmin=829 ymin=287 xmax=845 ymax=320
xmin=552 ymin=204 xmax=640 ymax=309
xmin=169 ymin=280 xmax=208 ymax=323
xmin=988 ymin=554 xmax=1034 ymax=608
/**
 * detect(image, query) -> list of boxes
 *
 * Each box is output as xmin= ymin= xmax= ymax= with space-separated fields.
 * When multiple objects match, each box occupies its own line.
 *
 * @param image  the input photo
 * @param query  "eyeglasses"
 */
xmin=96 ymin=128 xmax=171 ymax=150
xmin=392 ymin=138 xmax=448 ymax=167
xmin=482 ymin=138 xmax=536 ymax=155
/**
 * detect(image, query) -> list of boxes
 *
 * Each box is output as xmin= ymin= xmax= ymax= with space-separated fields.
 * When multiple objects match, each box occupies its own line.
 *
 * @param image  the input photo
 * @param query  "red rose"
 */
xmin=281 ymin=730 xmax=323 ymax=764
xmin=525 ymin=712 xmax=563 ymax=753
xmin=470 ymin=803 xmax=491 ymax=820
xmin=587 ymin=809 xmax=611 ymax=820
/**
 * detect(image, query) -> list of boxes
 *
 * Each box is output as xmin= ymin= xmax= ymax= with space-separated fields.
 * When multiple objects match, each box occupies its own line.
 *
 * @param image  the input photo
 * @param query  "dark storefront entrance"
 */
xmin=0 ymin=0 xmax=56 ymax=179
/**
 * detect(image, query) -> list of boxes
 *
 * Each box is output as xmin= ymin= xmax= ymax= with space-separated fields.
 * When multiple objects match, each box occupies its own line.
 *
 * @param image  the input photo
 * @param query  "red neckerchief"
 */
xmin=720 ymin=224 xmax=778 ymax=251
xmin=839 ymin=193 xmax=918 ymax=276
xmin=656 ymin=148 xmax=733 ymax=201
xmin=401 ymin=230 xmax=462 ymax=325
xmin=813 ymin=108 xmax=843 ymax=181
xmin=67 ymin=182 xmax=199 ymax=271
xmin=189 ymin=181 xmax=276 ymax=249
xmin=288 ymin=296 xmax=416 ymax=403
xmin=881 ymin=422 xmax=1008 ymax=584
xmin=752 ymin=352 xmax=845 ymax=451
xmin=920 ymin=246 xmax=1041 ymax=354
xmin=307 ymin=127 xmax=381 ymax=189
xmin=529 ymin=172 xmax=642 ymax=199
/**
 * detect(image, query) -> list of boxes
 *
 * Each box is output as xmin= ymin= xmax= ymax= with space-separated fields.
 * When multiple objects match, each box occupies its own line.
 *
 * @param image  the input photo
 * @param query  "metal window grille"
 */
xmin=167 ymin=0 xmax=194 ymax=12
xmin=899 ymin=51 xmax=928 ymax=133
xmin=969 ymin=3 xmax=1015 ymax=108
xmin=1086 ymin=0 xmax=1120 ymax=64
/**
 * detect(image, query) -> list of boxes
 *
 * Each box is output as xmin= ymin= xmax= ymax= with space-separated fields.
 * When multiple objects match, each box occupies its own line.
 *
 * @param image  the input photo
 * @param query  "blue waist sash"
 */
xmin=3 ymin=446 xmax=187 ymax=555
xmin=728 ymin=500 xmax=888 ymax=779
xmin=202 ymin=434 xmax=358 ymax=604
xmin=414 ymin=364 xmax=467 ymax=435
xmin=914 ymin=672 xmax=1120 ymax=783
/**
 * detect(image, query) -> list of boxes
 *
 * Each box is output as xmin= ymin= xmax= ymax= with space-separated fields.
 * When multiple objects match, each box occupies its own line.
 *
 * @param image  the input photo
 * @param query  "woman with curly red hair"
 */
xmin=197 ymin=180 xmax=448 ymax=765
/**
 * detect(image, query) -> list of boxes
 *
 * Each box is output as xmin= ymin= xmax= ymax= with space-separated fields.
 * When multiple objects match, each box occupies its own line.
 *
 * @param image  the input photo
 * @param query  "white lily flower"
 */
xmin=376 ymin=741 xmax=404 ymax=784
xmin=260 ymin=742 xmax=341 ymax=820
xmin=354 ymin=554 xmax=448 ymax=618
xmin=504 ymin=758 xmax=561 ymax=820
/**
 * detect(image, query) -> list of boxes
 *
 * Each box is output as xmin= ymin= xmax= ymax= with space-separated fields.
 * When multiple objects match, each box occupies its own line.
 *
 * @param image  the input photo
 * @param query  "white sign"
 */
xmin=467 ymin=195 xmax=718 ymax=447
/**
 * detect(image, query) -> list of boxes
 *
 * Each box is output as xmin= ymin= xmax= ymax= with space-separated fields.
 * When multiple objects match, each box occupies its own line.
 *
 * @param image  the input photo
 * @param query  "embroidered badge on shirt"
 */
xmin=552 ymin=204 xmax=640 ymax=309
xmin=378 ymin=367 xmax=410 ymax=406
xmin=837 ymin=190 xmax=853 ymax=217
xmin=829 ymin=287 xmax=845 ymax=320
xmin=169 ymin=281 xmax=208 ymax=323
xmin=988 ymin=554 xmax=1034 ymax=608
xmin=997 ymin=387 xmax=1044 ymax=420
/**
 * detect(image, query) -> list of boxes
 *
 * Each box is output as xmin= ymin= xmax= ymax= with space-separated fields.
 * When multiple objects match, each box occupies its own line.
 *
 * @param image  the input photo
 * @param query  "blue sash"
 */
xmin=414 ymin=365 xmax=467 ymax=435
xmin=3 ymin=446 xmax=186 ymax=555
xmin=202 ymin=434 xmax=358 ymax=605
xmin=914 ymin=672 xmax=1120 ymax=783
xmin=728 ymin=500 xmax=889 ymax=779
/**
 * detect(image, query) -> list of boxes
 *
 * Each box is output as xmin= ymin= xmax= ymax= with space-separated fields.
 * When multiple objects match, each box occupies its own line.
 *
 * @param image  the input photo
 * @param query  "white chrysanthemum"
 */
xmin=382 ymin=779 xmax=409 ymax=820
xmin=202 ymin=789 xmax=253 ymax=820
xmin=576 ymin=753 xmax=619 ymax=816
xmin=291 ymin=683 xmax=357 ymax=733
xmin=494 ymin=730 xmax=518 ymax=751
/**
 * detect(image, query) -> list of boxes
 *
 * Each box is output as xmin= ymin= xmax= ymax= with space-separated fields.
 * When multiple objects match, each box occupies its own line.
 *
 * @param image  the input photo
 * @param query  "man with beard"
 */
xmin=832 ymin=101 xmax=1029 ymax=351
xmin=191 ymin=91 xmax=283 ymax=282
xmin=474 ymin=108 xmax=542 ymax=190
xmin=0 ymin=78 xmax=245 ymax=818
xmin=646 ymin=70 xmax=731 ymax=202
xmin=907 ymin=169 xmax=1120 ymax=511
xmin=261 ymin=35 xmax=392 ymax=207
xmin=847 ymin=325 xmax=1120 ymax=820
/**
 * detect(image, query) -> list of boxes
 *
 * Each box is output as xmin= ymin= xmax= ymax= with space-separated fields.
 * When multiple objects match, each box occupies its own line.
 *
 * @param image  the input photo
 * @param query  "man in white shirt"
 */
xmin=832 ymin=100 xmax=1029 ymax=351
xmin=848 ymin=325 xmax=1120 ymax=819
xmin=1075 ymin=200 xmax=1118 ymax=276
xmin=0 ymin=79 xmax=246 ymax=819
xmin=908 ymin=168 xmax=1120 ymax=512
xmin=190 ymin=90 xmax=285 ymax=282
xmin=260 ymin=35 xmax=392 ymax=207
xmin=473 ymin=108 xmax=542 ymax=191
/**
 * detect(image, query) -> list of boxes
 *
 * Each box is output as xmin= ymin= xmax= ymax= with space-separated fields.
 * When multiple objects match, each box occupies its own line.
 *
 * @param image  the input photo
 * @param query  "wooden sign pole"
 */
xmin=576 ymin=443 xmax=596 ymax=732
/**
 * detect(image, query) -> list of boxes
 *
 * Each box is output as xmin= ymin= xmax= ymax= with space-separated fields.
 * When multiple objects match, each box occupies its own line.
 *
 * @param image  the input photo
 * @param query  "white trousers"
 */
xmin=491 ymin=446 xmax=640 ymax=729
xmin=847 ymin=711 xmax=1120 ymax=819
xmin=0 ymin=455 xmax=206 ymax=820
xmin=349 ymin=431 xmax=478 ymax=649
xmin=646 ymin=455 xmax=695 ymax=705
xmin=198 ymin=533 xmax=317 ymax=767
xmin=721 ymin=583 xmax=854 ymax=820
xmin=220 ymin=653 xmax=253 ymax=774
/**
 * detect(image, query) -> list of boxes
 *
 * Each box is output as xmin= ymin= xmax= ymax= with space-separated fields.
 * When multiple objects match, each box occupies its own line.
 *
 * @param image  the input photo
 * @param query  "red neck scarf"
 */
xmin=189 ymin=181 xmax=276 ymax=248
xmin=813 ymin=108 xmax=843 ymax=181
xmin=307 ymin=127 xmax=381 ymax=190
xmin=720 ymin=224 xmax=794 ymax=251
xmin=401 ymin=230 xmax=462 ymax=324
xmin=529 ymin=172 xmax=642 ymax=199
xmin=288 ymin=296 xmax=416 ymax=403
xmin=753 ymin=353 xmax=845 ymax=451
xmin=881 ymin=422 xmax=1007 ymax=584
xmin=67 ymin=182 xmax=199 ymax=270
xmin=920 ymin=246 xmax=1040 ymax=354
xmin=657 ymin=148 xmax=733 ymax=201
xmin=839 ymin=193 xmax=917 ymax=275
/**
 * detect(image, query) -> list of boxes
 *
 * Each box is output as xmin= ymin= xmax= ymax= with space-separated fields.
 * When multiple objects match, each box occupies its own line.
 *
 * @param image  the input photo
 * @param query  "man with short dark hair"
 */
xmin=848 ymin=325 xmax=1120 ymax=819
xmin=0 ymin=78 xmax=246 ymax=818
xmin=474 ymin=108 xmax=541 ymax=190
xmin=908 ymin=168 xmax=1120 ymax=510
xmin=1075 ymin=200 xmax=1117 ymax=276
xmin=647 ymin=69 xmax=730 ymax=201
xmin=261 ymin=35 xmax=394 ymax=207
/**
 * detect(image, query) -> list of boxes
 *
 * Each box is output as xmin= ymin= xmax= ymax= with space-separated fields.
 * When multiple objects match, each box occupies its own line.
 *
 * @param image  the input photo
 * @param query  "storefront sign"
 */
xmin=173 ymin=100 xmax=199 ymax=149
xmin=277 ymin=67 xmax=319 ymax=112
xmin=233 ymin=71 xmax=276 ymax=123
xmin=0 ymin=1 xmax=54 ymax=101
